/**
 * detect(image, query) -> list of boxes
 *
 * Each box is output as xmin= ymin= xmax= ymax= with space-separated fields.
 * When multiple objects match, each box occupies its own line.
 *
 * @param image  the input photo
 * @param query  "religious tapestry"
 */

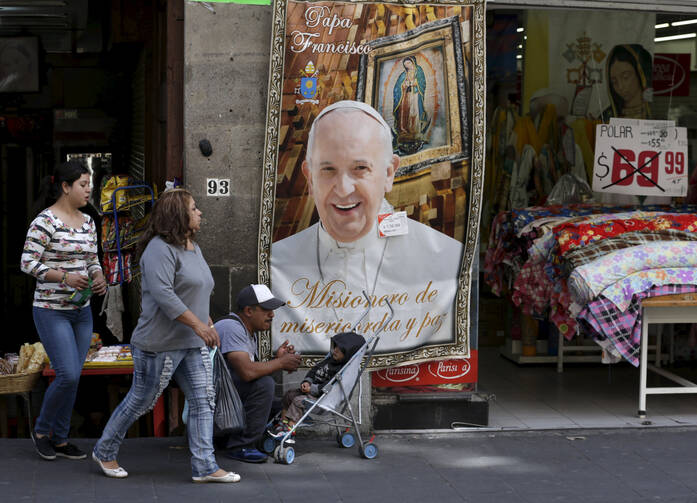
xmin=258 ymin=0 xmax=485 ymax=369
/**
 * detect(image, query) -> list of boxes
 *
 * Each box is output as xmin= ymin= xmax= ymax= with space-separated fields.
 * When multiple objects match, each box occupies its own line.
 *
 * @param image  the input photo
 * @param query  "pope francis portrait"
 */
xmin=270 ymin=100 xmax=463 ymax=356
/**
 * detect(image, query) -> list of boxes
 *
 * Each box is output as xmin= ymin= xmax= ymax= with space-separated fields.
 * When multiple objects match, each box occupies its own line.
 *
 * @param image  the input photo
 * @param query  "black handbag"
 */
xmin=213 ymin=348 xmax=246 ymax=435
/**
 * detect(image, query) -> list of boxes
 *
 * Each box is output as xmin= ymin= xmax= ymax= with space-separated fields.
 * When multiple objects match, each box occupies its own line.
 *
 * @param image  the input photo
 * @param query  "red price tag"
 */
xmin=593 ymin=121 xmax=688 ymax=198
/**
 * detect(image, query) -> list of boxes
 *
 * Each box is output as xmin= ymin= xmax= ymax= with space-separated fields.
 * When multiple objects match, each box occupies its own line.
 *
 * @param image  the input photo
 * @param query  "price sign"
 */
xmin=377 ymin=211 xmax=409 ymax=237
xmin=592 ymin=118 xmax=688 ymax=197
xmin=206 ymin=178 xmax=231 ymax=197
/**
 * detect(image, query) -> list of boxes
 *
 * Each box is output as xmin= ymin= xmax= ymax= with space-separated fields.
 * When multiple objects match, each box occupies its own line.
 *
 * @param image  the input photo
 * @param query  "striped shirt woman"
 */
xmin=21 ymin=208 xmax=101 ymax=309
xmin=20 ymin=160 xmax=106 ymax=462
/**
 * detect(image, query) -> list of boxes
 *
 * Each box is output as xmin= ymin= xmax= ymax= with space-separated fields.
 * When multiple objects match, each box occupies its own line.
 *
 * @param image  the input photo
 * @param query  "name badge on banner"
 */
xmin=377 ymin=211 xmax=409 ymax=237
xmin=592 ymin=118 xmax=688 ymax=197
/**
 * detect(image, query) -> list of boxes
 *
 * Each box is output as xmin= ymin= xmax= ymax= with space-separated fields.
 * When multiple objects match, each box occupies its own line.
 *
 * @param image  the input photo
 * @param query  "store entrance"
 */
xmin=478 ymin=5 xmax=697 ymax=430
xmin=0 ymin=0 xmax=183 ymax=438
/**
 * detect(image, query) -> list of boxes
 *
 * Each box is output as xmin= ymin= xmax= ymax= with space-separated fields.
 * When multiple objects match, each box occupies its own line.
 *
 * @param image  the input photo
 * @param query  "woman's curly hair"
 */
xmin=137 ymin=188 xmax=194 ymax=258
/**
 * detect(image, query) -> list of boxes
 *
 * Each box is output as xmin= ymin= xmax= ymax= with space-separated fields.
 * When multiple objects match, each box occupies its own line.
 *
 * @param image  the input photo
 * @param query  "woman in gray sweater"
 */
xmin=92 ymin=188 xmax=239 ymax=483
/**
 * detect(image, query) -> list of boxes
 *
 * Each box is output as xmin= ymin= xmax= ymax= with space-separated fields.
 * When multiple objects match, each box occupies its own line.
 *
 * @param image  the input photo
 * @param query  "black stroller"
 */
xmin=262 ymin=294 xmax=394 ymax=464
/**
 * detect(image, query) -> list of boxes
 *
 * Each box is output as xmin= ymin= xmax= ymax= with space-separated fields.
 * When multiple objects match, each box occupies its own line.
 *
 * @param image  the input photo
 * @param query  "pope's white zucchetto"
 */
xmin=310 ymin=100 xmax=391 ymax=136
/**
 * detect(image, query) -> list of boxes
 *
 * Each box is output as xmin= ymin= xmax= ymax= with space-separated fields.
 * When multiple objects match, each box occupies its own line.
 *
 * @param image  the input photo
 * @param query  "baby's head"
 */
xmin=330 ymin=342 xmax=345 ymax=363
xmin=329 ymin=331 xmax=365 ymax=364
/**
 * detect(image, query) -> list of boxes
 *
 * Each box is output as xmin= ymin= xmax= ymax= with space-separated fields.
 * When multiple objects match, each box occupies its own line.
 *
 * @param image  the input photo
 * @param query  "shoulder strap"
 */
xmin=216 ymin=313 xmax=242 ymax=324
xmin=216 ymin=312 xmax=257 ymax=360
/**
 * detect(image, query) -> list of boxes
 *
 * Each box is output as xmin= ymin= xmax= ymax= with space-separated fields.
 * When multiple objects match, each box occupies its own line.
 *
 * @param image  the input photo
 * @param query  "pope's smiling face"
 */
xmin=302 ymin=110 xmax=399 ymax=243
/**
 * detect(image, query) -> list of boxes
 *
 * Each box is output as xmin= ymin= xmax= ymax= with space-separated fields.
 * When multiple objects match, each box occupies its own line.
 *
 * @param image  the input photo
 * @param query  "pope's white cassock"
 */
xmin=270 ymin=218 xmax=463 ymax=356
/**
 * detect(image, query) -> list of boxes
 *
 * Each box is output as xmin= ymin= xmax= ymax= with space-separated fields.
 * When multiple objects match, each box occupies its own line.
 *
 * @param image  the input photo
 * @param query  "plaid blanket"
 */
xmin=578 ymin=284 xmax=697 ymax=366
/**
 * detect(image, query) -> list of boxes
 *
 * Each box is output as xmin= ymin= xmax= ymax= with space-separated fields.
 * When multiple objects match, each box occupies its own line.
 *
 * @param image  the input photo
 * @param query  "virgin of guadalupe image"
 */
xmin=601 ymin=44 xmax=652 ymax=121
xmin=392 ymin=55 xmax=431 ymax=154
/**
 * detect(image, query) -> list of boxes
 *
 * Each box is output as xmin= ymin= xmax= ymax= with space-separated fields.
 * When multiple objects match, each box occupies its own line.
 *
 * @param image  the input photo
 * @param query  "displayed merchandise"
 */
xmin=99 ymin=175 xmax=130 ymax=212
xmin=0 ymin=343 xmax=47 ymax=397
xmin=99 ymin=182 xmax=156 ymax=285
xmin=484 ymin=203 xmax=697 ymax=365
xmin=100 ymin=285 xmax=125 ymax=342
xmin=0 ymin=342 xmax=47 ymax=375
xmin=84 ymin=345 xmax=133 ymax=367
xmin=546 ymin=174 xmax=593 ymax=206
xmin=103 ymin=252 xmax=133 ymax=285
xmin=578 ymin=284 xmax=697 ymax=365
xmin=102 ymin=215 xmax=134 ymax=252
xmin=91 ymin=332 xmax=103 ymax=349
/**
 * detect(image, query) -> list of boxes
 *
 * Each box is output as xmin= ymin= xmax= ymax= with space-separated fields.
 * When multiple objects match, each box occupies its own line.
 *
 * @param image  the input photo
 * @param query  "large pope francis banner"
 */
xmin=258 ymin=0 xmax=485 ymax=368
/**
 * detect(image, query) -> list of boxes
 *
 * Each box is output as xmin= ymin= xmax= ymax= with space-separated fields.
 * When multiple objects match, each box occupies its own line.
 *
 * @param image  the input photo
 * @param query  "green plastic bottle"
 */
xmin=68 ymin=277 xmax=93 ymax=306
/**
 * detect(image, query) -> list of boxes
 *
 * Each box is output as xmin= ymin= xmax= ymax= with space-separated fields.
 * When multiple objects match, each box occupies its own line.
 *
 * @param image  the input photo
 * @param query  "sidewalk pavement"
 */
xmin=3 ymin=427 xmax=697 ymax=502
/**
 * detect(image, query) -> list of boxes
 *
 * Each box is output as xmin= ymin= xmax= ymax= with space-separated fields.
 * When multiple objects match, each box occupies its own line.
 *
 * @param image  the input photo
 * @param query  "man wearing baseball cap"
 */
xmin=214 ymin=284 xmax=301 ymax=463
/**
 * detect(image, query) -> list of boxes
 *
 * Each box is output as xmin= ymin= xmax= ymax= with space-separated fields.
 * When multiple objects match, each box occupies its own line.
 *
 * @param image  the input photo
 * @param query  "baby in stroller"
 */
xmin=271 ymin=331 xmax=365 ymax=437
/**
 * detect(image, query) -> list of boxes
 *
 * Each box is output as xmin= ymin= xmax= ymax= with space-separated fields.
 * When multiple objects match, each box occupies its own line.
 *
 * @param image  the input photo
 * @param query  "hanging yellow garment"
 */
xmin=484 ymin=105 xmax=518 ymax=241
xmin=487 ymin=106 xmax=517 ymax=203
xmin=513 ymin=103 xmax=557 ymax=157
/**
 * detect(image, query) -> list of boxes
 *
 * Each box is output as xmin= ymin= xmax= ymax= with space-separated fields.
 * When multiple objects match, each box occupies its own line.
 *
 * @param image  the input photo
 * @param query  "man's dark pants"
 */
xmin=215 ymin=373 xmax=281 ymax=451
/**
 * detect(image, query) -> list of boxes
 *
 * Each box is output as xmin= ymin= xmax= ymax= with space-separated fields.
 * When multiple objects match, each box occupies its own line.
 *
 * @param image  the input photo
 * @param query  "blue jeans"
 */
xmin=33 ymin=306 xmax=93 ymax=444
xmin=93 ymin=346 xmax=219 ymax=477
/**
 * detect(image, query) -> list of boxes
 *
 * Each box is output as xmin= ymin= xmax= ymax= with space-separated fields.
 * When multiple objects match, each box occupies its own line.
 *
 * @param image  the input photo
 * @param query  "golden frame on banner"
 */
xmin=258 ymin=0 xmax=486 ymax=369
xmin=357 ymin=16 xmax=468 ymax=176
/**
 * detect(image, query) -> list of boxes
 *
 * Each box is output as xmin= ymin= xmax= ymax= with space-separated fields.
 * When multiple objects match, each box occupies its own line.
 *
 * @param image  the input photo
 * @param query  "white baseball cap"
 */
xmin=236 ymin=284 xmax=285 ymax=310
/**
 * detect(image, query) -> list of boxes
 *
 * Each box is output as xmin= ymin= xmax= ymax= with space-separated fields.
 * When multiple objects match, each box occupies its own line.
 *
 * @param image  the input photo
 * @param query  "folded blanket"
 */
xmin=561 ymin=230 xmax=697 ymax=275
xmin=556 ymin=213 xmax=697 ymax=256
xmin=569 ymin=242 xmax=697 ymax=306
xmin=529 ymin=211 xmax=687 ymax=263
xmin=578 ymin=284 xmax=697 ymax=366
xmin=600 ymin=267 xmax=697 ymax=311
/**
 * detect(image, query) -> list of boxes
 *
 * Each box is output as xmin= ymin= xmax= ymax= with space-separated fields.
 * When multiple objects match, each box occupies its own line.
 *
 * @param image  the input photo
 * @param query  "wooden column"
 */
xmin=166 ymin=0 xmax=184 ymax=182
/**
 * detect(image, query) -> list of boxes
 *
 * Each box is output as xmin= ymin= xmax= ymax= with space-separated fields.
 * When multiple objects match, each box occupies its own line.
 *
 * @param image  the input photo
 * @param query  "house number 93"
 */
xmin=206 ymin=178 xmax=231 ymax=197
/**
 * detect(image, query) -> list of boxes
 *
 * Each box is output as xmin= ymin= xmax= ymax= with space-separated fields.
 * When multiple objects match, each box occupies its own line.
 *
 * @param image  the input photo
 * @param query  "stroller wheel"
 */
xmin=261 ymin=433 xmax=277 ymax=454
xmin=274 ymin=445 xmax=295 ymax=465
xmin=360 ymin=442 xmax=379 ymax=459
xmin=337 ymin=432 xmax=355 ymax=448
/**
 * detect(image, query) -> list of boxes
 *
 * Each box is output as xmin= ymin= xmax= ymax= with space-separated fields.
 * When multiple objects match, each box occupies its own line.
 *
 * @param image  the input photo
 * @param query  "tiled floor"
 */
xmin=477 ymin=346 xmax=697 ymax=430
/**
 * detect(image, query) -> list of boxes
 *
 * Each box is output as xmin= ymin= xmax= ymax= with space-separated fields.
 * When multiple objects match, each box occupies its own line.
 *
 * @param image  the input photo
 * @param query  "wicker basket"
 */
xmin=0 ymin=370 xmax=42 ymax=395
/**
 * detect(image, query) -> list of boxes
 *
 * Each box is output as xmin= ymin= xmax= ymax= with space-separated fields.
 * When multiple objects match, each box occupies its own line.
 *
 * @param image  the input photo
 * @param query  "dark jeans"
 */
xmin=33 ymin=306 xmax=92 ymax=443
xmin=217 ymin=373 xmax=280 ymax=450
